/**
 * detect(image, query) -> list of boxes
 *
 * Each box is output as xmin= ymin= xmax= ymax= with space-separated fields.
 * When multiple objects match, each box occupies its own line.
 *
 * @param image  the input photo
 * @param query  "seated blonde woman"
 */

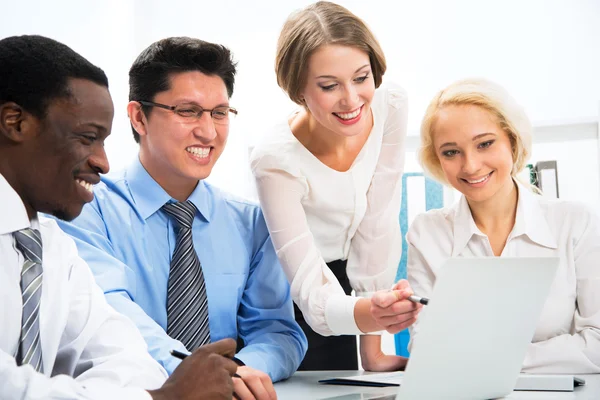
xmin=406 ymin=78 xmax=600 ymax=373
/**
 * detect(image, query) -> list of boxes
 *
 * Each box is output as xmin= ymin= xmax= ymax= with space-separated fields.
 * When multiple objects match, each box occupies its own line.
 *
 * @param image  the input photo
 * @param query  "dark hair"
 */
xmin=128 ymin=36 xmax=237 ymax=143
xmin=0 ymin=35 xmax=108 ymax=119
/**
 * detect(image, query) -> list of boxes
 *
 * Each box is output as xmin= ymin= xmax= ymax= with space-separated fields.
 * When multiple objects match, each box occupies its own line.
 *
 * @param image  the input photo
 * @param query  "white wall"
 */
xmin=3 ymin=0 xmax=599 ymax=201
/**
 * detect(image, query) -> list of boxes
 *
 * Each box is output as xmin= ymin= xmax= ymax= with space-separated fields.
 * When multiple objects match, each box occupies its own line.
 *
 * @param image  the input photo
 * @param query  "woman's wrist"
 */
xmin=360 ymin=335 xmax=409 ymax=372
xmin=354 ymin=297 xmax=382 ymax=333
xmin=360 ymin=335 xmax=382 ymax=368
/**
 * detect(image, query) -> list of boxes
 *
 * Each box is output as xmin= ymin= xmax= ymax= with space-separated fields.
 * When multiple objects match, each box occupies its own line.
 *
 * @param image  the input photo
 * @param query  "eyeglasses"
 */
xmin=138 ymin=100 xmax=238 ymax=125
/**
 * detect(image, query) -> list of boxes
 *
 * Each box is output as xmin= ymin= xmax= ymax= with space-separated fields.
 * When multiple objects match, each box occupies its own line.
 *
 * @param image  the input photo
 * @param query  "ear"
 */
xmin=127 ymin=101 xmax=149 ymax=138
xmin=0 ymin=102 xmax=33 ymax=143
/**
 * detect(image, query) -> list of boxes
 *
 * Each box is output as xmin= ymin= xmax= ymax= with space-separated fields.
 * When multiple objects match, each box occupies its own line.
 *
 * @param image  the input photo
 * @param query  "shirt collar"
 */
xmin=451 ymin=179 xmax=557 ymax=256
xmin=0 ymin=173 xmax=35 ymax=235
xmin=123 ymin=156 xmax=212 ymax=222
xmin=451 ymin=194 xmax=485 ymax=257
xmin=511 ymin=180 xmax=557 ymax=249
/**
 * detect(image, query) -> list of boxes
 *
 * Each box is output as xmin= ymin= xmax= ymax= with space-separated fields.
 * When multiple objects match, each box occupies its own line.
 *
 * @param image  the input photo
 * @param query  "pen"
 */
xmin=170 ymin=349 xmax=242 ymax=378
xmin=408 ymin=295 xmax=429 ymax=306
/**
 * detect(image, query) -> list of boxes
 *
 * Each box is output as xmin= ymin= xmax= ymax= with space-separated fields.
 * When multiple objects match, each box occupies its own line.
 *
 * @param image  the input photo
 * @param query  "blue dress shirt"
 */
xmin=53 ymin=157 xmax=307 ymax=382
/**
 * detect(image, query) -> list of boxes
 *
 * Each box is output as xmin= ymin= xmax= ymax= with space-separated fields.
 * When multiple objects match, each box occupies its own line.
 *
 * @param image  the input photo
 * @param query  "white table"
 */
xmin=274 ymin=371 xmax=600 ymax=400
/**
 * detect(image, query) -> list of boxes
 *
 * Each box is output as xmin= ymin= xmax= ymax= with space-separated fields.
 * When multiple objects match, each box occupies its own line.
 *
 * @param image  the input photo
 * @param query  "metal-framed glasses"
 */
xmin=138 ymin=100 xmax=237 ymax=125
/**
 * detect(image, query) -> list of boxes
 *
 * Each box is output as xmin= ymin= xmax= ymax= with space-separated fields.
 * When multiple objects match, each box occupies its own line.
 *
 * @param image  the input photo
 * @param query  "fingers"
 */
xmin=390 ymin=280 xmax=415 ymax=301
xmin=384 ymin=316 xmax=418 ymax=334
xmin=372 ymin=298 xmax=420 ymax=318
xmin=377 ymin=308 xmax=420 ymax=325
xmin=220 ymin=356 xmax=239 ymax=377
xmin=235 ymin=367 xmax=277 ymax=400
xmin=262 ymin=375 xmax=277 ymax=400
xmin=187 ymin=345 xmax=238 ymax=377
xmin=371 ymin=290 xmax=399 ymax=308
xmin=233 ymin=377 xmax=254 ymax=400
xmin=196 ymin=338 xmax=237 ymax=358
xmin=392 ymin=279 xmax=413 ymax=294
xmin=191 ymin=339 xmax=238 ymax=376
xmin=371 ymin=280 xmax=415 ymax=308
xmin=371 ymin=289 xmax=421 ymax=334
xmin=377 ymin=310 xmax=419 ymax=333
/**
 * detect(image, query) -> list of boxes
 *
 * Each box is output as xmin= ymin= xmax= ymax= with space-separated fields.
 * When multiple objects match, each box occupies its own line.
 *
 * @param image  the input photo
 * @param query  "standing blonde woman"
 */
xmin=406 ymin=78 xmax=600 ymax=373
xmin=251 ymin=1 xmax=420 ymax=371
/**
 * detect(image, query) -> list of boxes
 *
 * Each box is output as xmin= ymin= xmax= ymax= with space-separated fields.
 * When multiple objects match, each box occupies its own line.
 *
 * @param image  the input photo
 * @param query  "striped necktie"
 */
xmin=162 ymin=200 xmax=210 ymax=350
xmin=13 ymin=228 xmax=44 ymax=372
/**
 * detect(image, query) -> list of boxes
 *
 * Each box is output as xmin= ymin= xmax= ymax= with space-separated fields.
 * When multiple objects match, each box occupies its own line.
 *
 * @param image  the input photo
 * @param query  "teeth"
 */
xmin=335 ymin=108 xmax=361 ymax=120
xmin=466 ymin=174 xmax=490 ymax=184
xmin=186 ymin=147 xmax=210 ymax=158
xmin=76 ymin=179 xmax=93 ymax=193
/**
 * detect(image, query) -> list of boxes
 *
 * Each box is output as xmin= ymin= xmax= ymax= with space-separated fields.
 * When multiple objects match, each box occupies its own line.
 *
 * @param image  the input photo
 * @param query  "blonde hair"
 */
xmin=419 ymin=78 xmax=532 ymax=185
xmin=275 ymin=1 xmax=386 ymax=105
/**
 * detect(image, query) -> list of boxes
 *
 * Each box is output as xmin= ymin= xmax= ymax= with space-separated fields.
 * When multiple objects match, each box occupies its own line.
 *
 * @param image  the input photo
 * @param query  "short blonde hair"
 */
xmin=275 ymin=1 xmax=386 ymax=105
xmin=419 ymin=78 xmax=532 ymax=185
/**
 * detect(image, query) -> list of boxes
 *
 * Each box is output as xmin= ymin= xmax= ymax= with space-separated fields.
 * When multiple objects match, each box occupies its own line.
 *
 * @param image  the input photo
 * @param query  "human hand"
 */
xmin=360 ymin=335 xmax=408 ymax=372
xmin=149 ymin=339 xmax=238 ymax=400
xmin=370 ymin=280 xmax=421 ymax=334
xmin=362 ymin=353 xmax=409 ymax=372
xmin=232 ymin=366 xmax=277 ymax=400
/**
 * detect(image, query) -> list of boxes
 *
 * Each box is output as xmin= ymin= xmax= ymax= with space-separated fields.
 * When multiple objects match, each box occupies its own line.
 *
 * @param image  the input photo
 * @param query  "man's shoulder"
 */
xmin=208 ymin=183 xmax=261 ymax=216
xmin=62 ymin=169 xmax=136 ymax=233
xmin=84 ymin=169 xmax=136 ymax=214
xmin=38 ymin=215 xmax=78 ymax=256
xmin=96 ymin=169 xmax=129 ymax=199
xmin=205 ymin=183 xmax=267 ymax=235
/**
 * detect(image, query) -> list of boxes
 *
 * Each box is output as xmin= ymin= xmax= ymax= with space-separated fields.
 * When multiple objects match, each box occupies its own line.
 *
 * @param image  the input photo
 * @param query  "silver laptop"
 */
xmin=399 ymin=256 xmax=559 ymax=399
xmin=322 ymin=256 xmax=560 ymax=400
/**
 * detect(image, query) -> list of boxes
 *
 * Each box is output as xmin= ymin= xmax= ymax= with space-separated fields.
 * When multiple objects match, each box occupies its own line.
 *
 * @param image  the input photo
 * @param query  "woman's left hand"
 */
xmin=359 ymin=335 xmax=408 ymax=372
xmin=362 ymin=353 xmax=409 ymax=372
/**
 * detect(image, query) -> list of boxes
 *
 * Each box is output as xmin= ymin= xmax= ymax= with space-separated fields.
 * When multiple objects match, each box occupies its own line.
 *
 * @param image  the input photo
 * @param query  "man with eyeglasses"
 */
xmin=53 ymin=37 xmax=307 ymax=400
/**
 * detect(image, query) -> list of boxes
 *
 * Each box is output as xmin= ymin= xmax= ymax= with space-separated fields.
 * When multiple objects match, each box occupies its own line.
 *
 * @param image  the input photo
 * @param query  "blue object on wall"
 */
xmin=395 ymin=172 xmax=444 ymax=357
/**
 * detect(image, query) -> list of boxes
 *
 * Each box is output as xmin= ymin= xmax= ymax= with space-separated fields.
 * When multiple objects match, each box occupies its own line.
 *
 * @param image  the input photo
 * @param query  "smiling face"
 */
xmin=433 ymin=104 xmax=515 ymax=204
xmin=130 ymin=70 xmax=229 ymax=200
xmin=300 ymin=44 xmax=375 ymax=139
xmin=12 ymin=78 xmax=113 ymax=220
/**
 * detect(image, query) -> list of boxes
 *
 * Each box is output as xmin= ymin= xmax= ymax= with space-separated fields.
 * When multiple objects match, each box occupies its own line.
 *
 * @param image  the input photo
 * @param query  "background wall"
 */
xmin=3 ymin=0 xmax=600 ymax=360
xmin=2 ymin=0 xmax=599 ymax=206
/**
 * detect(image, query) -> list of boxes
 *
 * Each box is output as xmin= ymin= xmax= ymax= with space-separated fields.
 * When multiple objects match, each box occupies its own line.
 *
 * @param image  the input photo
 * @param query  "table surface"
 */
xmin=274 ymin=371 xmax=600 ymax=400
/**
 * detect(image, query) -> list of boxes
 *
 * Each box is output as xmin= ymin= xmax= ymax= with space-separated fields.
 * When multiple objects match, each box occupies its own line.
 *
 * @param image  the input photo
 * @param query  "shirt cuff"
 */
xmin=355 ymin=290 xmax=376 ymax=298
xmin=325 ymin=294 xmax=362 ymax=335
xmin=234 ymin=350 xmax=270 ymax=380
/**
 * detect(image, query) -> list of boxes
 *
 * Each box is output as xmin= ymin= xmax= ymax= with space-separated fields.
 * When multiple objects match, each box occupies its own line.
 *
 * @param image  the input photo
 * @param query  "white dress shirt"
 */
xmin=0 ymin=173 xmax=168 ymax=399
xmin=407 ymin=180 xmax=600 ymax=373
xmin=251 ymin=83 xmax=408 ymax=336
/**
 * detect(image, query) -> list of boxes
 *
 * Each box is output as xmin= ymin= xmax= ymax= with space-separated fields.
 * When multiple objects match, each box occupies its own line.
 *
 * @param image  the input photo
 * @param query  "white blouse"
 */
xmin=250 ymin=83 xmax=408 ymax=336
xmin=407 ymin=181 xmax=600 ymax=373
